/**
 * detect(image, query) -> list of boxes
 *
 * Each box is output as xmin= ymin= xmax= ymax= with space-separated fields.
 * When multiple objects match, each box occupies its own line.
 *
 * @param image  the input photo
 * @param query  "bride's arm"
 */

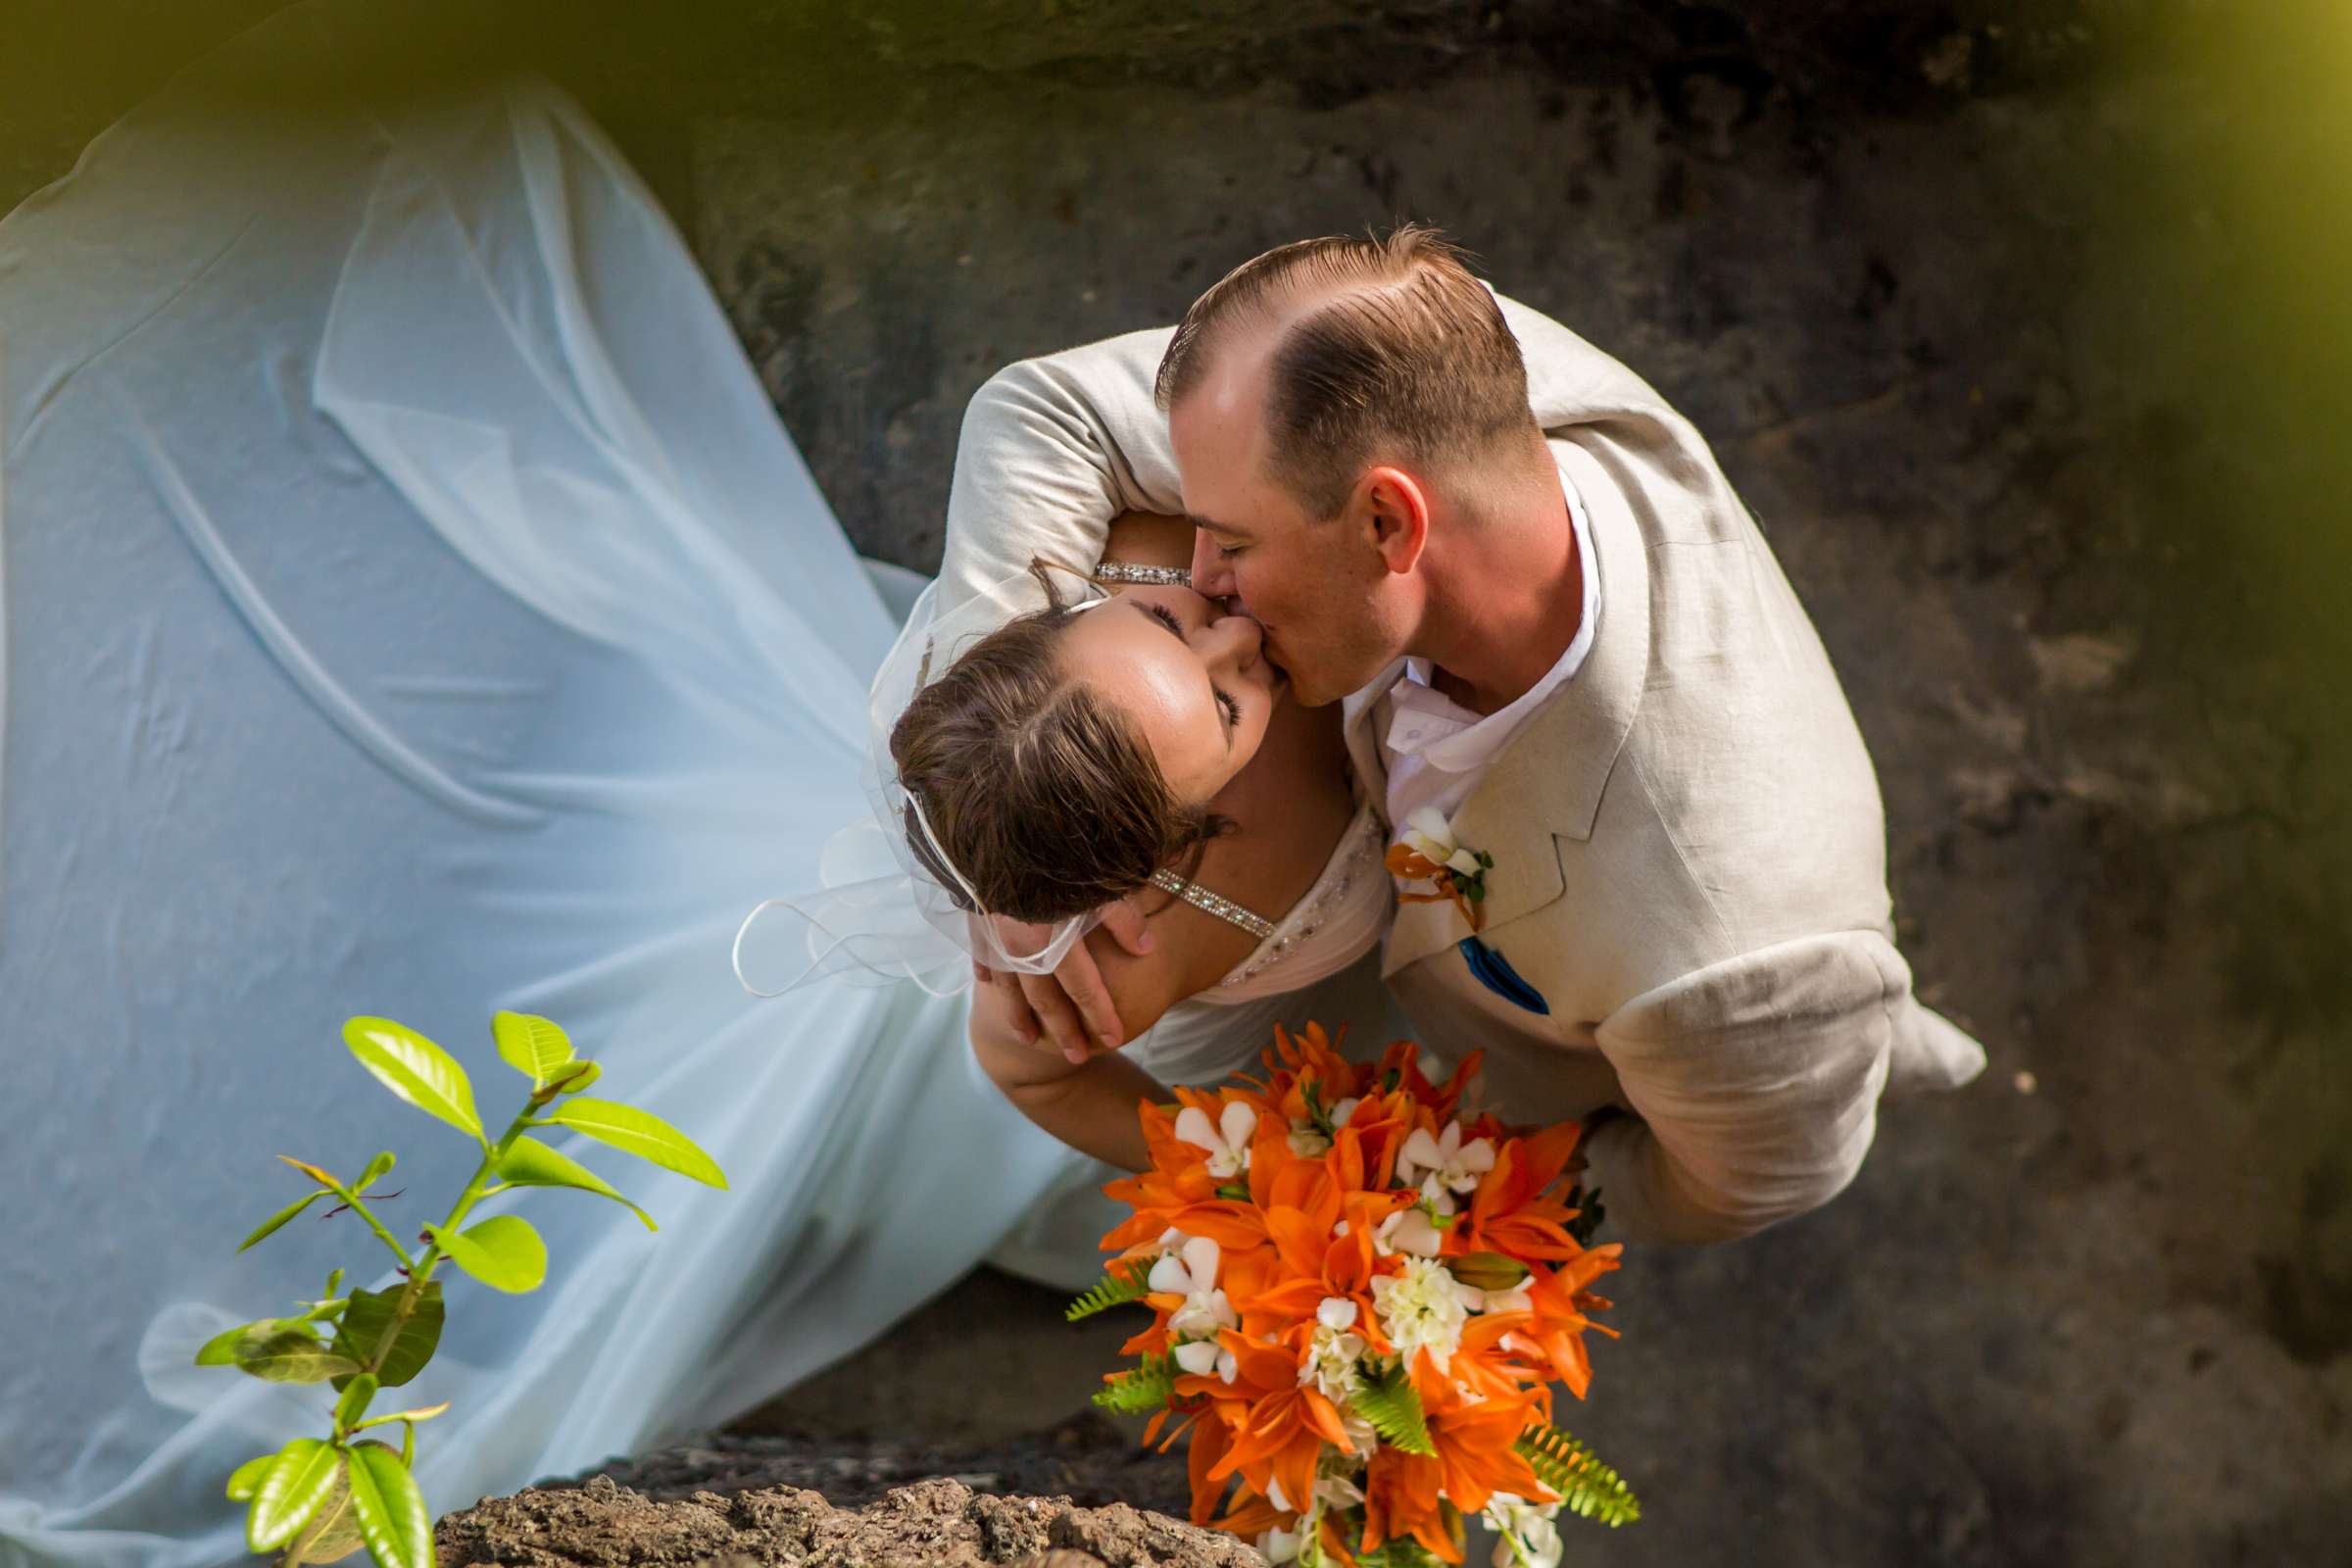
xmin=969 ymin=896 xmax=1249 ymax=1169
xmin=935 ymin=294 xmax=1626 ymax=621
xmin=938 ymin=328 xmax=1184 ymax=616
xmin=970 ymin=975 xmax=1161 ymax=1171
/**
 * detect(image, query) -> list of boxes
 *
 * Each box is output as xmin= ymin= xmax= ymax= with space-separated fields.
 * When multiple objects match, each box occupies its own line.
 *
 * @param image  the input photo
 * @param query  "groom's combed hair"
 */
xmin=889 ymin=565 xmax=1227 ymax=926
xmin=1155 ymin=223 xmax=1540 ymax=519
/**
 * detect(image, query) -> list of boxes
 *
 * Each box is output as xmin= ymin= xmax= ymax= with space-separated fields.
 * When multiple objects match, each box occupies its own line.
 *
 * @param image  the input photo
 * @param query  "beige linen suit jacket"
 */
xmin=938 ymin=295 xmax=1986 ymax=1245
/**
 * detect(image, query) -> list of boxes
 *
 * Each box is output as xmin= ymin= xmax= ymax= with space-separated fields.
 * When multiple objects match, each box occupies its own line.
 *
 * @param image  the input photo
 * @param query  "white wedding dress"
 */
xmin=0 ymin=8 xmax=1402 ymax=1567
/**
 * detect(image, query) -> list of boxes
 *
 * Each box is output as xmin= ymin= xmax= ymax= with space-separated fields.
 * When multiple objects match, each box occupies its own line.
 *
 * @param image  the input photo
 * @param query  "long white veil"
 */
xmin=0 ymin=9 xmax=1086 ymax=1565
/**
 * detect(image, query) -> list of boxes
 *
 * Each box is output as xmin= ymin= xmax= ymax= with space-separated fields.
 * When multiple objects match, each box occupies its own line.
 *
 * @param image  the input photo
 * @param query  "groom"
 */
xmin=942 ymin=226 xmax=1984 ymax=1244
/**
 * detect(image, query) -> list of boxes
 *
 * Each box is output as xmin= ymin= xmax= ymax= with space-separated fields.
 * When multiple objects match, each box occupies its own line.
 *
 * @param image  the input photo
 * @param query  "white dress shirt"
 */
xmin=1378 ymin=453 xmax=1600 ymax=837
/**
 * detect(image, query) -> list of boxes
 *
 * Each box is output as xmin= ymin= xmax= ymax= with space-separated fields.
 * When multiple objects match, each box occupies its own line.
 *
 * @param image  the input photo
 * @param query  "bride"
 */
xmin=0 ymin=11 xmax=1399 ymax=1566
xmin=868 ymin=520 xmax=1393 ymax=1176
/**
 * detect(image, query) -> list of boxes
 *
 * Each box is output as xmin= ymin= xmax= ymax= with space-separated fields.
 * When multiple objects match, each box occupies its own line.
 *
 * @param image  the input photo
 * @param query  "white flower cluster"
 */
xmin=1297 ymin=1296 xmax=1367 ymax=1402
xmin=1174 ymin=1101 xmax=1256 ymax=1180
xmin=1400 ymin=805 xmax=1488 ymax=877
xmin=1483 ymin=1492 xmax=1566 ymax=1568
xmin=1150 ymin=1231 xmax=1237 ymax=1383
xmin=1365 ymin=1117 xmax=1496 ymax=1259
xmin=1255 ymin=1468 xmax=1369 ymax=1564
xmin=1370 ymin=1254 xmax=1476 ymax=1373
xmin=1396 ymin=1118 xmax=1496 ymax=1214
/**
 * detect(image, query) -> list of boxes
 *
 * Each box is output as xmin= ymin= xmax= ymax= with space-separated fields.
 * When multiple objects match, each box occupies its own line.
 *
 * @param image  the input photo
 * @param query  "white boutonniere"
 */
xmin=1383 ymin=806 xmax=1494 ymax=932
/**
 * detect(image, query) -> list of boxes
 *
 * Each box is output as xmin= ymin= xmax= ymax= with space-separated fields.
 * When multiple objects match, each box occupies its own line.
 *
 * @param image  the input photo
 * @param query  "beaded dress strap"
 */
xmin=1149 ymin=869 xmax=1278 ymax=941
xmin=1094 ymin=560 xmax=1193 ymax=587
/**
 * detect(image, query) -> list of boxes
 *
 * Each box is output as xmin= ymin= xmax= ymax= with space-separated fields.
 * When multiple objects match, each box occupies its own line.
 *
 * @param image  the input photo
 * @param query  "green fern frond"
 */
xmin=1350 ymin=1360 xmax=1436 ymax=1456
xmin=1065 ymin=1260 xmax=1151 ymax=1322
xmin=1515 ymin=1422 xmax=1641 ymax=1527
xmin=1093 ymin=1352 xmax=1178 ymax=1415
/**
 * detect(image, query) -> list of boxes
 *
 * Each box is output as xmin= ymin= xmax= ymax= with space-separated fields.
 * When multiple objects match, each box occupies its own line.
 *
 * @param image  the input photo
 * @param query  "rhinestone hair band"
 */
xmin=1093 ymin=560 xmax=1194 ymax=588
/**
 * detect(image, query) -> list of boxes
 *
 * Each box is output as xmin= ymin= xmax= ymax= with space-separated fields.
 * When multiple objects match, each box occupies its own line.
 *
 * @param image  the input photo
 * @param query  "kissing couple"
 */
xmin=863 ymin=222 xmax=1988 ymax=1246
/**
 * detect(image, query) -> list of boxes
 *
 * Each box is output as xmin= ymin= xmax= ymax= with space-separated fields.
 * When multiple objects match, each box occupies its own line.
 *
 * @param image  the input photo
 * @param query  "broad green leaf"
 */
xmin=334 ymin=1372 xmax=378 ymax=1431
xmin=289 ymin=1461 xmax=364 ymax=1566
xmin=545 ymin=1098 xmax=726 ymax=1189
xmin=493 ymin=1010 xmax=573 ymax=1086
xmin=331 ymin=1284 xmax=443 ymax=1391
xmin=342 ymin=1016 xmax=482 ymax=1140
xmin=248 ymin=1438 xmax=340 ymax=1551
xmin=238 ymin=1191 xmax=327 ymax=1252
xmin=428 ymin=1214 xmax=547 ymax=1294
xmin=232 ymin=1327 xmax=363 ymax=1384
xmin=224 ymin=1454 xmax=273 ymax=1501
xmin=546 ymin=1059 xmax=601 ymax=1096
xmin=346 ymin=1441 xmax=434 ymax=1568
xmin=195 ymin=1318 xmax=276 ymax=1366
xmin=497 ymin=1135 xmax=656 ymax=1230
xmin=356 ymin=1151 xmax=396 ymax=1190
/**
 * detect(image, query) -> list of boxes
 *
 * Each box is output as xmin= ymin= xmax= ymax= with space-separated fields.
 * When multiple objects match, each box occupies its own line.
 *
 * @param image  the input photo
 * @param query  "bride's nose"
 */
xmin=1196 ymin=611 xmax=1262 ymax=672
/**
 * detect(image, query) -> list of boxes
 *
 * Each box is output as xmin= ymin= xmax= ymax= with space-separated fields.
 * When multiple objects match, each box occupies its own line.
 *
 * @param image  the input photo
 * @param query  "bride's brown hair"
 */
xmin=888 ymin=565 xmax=1228 ymax=925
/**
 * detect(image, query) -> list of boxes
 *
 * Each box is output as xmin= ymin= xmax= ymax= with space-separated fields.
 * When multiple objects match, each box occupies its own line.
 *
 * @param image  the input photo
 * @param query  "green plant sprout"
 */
xmin=197 ymin=1012 xmax=727 ymax=1568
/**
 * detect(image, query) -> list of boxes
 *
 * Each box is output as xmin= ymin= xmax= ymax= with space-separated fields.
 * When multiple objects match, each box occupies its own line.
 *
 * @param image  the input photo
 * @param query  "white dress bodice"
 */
xmin=1120 ymin=801 xmax=1394 ymax=1087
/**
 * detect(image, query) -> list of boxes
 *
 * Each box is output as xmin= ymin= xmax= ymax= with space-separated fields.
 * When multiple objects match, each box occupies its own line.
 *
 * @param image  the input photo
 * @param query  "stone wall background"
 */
xmin=9 ymin=4 xmax=2348 ymax=1565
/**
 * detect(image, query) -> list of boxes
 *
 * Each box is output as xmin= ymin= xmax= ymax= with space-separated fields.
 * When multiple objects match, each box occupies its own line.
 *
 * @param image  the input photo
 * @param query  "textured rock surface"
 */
xmin=563 ymin=1411 xmax=1192 ymax=1523
xmin=11 ymin=4 xmax=2350 ymax=1566
xmin=435 ymin=1471 xmax=1260 ymax=1568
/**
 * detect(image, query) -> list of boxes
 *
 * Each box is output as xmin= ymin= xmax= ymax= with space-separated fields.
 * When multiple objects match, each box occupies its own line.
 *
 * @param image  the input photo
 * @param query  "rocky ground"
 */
xmin=11 ymin=3 xmax=2350 ymax=1565
xmin=437 ymin=1471 xmax=1250 ymax=1568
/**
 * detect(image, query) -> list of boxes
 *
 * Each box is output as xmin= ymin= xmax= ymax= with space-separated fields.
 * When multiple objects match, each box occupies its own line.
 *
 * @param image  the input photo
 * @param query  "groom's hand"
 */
xmin=975 ymin=900 xmax=1153 ymax=1063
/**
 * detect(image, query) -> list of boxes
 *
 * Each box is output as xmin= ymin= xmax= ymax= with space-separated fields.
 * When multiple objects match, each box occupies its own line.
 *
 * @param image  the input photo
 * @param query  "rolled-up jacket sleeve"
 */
xmin=936 ymin=326 xmax=1183 ymax=615
xmin=933 ymin=294 xmax=1618 ymax=615
xmin=1580 ymin=931 xmax=1914 ymax=1245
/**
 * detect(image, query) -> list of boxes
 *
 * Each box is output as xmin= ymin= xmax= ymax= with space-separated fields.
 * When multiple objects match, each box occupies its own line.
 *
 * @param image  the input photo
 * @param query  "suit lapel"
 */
xmin=1379 ymin=442 xmax=1652 ymax=978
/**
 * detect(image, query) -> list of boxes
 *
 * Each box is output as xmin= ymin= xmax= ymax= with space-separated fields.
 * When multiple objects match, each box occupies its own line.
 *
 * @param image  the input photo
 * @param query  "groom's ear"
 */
xmin=1360 ymin=466 xmax=1430 ymax=577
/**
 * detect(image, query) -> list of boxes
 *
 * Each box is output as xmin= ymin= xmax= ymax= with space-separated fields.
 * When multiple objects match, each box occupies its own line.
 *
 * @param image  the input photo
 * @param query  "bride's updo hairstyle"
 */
xmin=888 ymin=564 xmax=1227 ymax=926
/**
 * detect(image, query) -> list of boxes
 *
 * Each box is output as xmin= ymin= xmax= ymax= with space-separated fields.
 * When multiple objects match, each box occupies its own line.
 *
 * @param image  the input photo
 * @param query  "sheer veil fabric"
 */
xmin=0 ymin=9 xmax=1405 ymax=1564
xmin=0 ymin=12 xmax=1062 ymax=1565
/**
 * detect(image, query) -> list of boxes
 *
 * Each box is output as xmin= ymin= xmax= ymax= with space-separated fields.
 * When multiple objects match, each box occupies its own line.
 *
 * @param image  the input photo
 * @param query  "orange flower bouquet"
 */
xmin=1067 ymin=1023 xmax=1639 ymax=1567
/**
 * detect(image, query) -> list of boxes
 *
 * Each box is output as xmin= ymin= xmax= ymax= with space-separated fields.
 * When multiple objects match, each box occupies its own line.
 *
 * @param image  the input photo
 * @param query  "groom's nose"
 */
xmin=1189 ymin=529 xmax=1237 ymax=600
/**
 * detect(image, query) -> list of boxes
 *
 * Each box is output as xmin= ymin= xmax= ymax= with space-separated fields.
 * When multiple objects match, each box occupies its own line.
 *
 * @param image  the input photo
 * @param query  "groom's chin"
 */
xmin=1281 ymin=670 xmax=1348 ymax=709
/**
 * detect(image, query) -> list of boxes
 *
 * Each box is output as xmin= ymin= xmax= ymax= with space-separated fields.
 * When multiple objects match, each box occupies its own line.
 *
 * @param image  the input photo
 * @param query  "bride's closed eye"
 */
xmin=1142 ymin=602 xmax=1243 ymax=732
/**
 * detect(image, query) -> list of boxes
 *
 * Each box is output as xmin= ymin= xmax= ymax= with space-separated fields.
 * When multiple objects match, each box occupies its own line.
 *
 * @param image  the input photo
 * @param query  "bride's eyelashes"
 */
xmin=1139 ymin=601 xmax=1243 ymax=734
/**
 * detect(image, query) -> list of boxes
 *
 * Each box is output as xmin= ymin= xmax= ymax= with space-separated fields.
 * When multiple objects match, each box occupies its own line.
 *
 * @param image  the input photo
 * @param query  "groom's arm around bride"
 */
xmin=941 ymin=226 xmax=1986 ymax=1245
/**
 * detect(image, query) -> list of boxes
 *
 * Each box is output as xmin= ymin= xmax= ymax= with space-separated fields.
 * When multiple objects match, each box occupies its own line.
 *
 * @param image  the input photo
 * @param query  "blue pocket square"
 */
xmin=1459 ymin=936 xmax=1549 ymax=1015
